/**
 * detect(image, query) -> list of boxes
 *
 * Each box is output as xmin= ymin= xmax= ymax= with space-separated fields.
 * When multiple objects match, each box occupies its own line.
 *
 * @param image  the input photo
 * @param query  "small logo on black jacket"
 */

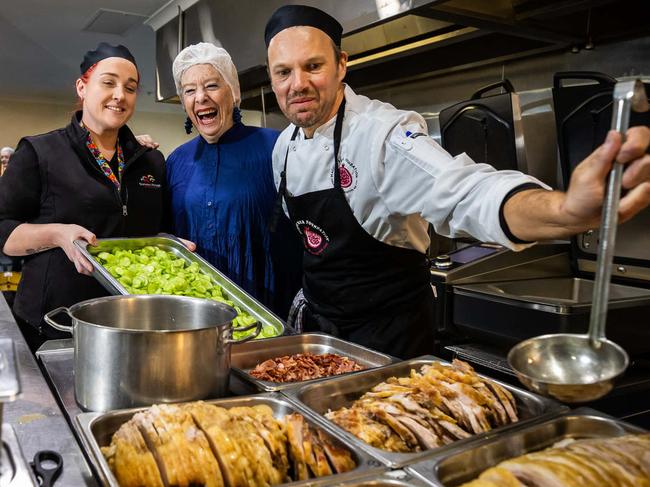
xmin=139 ymin=174 xmax=161 ymax=188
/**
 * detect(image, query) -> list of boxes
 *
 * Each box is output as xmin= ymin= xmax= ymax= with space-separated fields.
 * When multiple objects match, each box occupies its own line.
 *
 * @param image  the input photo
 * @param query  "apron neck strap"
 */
xmin=332 ymin=98 xmax=346 ymax=189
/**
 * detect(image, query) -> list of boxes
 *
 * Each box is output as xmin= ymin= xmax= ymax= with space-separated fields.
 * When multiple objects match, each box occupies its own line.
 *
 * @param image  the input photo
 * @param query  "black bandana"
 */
xmin=264 ymin=4 xmax=343 ymax=47
xmin=80 ymin=42 xmax=137 ymax=75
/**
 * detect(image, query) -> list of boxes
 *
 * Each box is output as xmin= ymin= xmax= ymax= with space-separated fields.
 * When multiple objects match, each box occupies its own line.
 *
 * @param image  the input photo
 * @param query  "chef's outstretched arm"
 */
xmin=503 ymin=127 xmax=650 ymax=242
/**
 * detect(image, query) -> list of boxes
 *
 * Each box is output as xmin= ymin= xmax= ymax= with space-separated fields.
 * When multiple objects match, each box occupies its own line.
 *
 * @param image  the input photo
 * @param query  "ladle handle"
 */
xmin=589 ymin=162 xmax=623 ymax=345
xmin=588 ymin=90 xmax=634 ymax=346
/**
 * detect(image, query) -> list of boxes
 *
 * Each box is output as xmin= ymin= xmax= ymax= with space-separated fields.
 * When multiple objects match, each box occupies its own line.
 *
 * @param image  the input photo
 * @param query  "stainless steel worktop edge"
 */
xmin=0 ymin=295 xmax=96 ymax=486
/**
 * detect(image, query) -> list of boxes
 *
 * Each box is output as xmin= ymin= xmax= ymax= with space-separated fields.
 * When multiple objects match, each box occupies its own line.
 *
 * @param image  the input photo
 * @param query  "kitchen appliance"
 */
xmin=439 ymin=79 xmax=526 ymax=172
xmin=429 ymin=242 xmax=572 ymax=346
xmin=0 ymin=339 xmax=37 ymax=486
xmin=553 ymin=71 xmax=650 ymax=280
xmin=507 ymin=79 xmax=649 ymax=403
xmin=43 ymin=295 xmax=261 ymax=412
xmin=450 ymin=72 xmax=650 ymax=359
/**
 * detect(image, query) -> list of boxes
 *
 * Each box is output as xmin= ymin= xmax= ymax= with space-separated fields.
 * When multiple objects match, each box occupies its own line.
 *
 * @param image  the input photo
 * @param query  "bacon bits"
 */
xmin=249 ymin=353 xmax=366 ymax=383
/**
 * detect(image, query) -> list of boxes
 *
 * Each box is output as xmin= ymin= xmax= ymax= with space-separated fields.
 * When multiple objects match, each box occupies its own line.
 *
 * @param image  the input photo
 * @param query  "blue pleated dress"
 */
xmin=166 ymin=122 xmax=302 ymax=317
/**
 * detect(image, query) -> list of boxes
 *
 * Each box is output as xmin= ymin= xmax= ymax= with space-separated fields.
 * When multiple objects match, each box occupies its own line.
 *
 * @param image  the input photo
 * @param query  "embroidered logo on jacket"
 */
xmin=296 ymin=220 xmax=330 ymax=255
xmin=330 ymin=158 xmax=358 ymax=192
xmin=139 ymin=174 xmax=161 ymax=188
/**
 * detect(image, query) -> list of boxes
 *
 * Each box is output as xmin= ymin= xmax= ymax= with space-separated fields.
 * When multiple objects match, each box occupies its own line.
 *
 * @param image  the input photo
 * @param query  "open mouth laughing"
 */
xmin=196 ymin=108 xmax=219 ymax=125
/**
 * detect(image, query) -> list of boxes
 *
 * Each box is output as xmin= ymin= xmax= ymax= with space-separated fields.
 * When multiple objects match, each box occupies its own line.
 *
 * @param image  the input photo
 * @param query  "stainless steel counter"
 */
xmin=0 ymin=295 xmax=96 ymax=486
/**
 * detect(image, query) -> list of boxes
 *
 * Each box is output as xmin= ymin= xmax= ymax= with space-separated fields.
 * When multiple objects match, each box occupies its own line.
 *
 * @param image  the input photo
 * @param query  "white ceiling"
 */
xmin=0 ymin=0 xmax=180 ymax=112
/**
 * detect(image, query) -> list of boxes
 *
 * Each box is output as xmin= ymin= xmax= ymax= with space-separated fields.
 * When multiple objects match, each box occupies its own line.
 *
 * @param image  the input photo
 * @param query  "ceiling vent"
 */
xmin=82 ymin=8 xmax=147 ymax=36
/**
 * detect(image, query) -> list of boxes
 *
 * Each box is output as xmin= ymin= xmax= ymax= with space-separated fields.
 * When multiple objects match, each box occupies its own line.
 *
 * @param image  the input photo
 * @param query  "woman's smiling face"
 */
xmin=76 ymin=57 xmax=138 ymax=134
xmin=181 ymin=64 xmax=234 ymax=143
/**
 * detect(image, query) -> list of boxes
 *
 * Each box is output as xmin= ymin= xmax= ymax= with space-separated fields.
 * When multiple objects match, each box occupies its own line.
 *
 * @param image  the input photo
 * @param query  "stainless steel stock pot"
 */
xmin=44 ymin=295 xmax=261 ymax=411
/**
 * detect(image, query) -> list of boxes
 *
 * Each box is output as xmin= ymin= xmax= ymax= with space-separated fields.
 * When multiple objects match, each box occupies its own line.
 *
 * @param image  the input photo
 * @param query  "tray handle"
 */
xmin=226 ymin=321 xmax=262 ymax=345
xmin=44 ymin=307 xmax=74 ymax=334
xmin=553 ymin=71 xmax=616 ymax=91
xmin=470 ymin=79 xmax=515 ymax=99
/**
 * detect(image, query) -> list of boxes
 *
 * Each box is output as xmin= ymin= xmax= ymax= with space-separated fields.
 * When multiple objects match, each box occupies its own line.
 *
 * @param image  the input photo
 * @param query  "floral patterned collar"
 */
xmin=85 ymin=132 xmax=124 ymax=189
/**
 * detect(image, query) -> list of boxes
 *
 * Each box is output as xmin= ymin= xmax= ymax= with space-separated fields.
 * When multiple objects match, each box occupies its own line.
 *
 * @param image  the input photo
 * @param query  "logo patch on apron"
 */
xmin=331 ymin=158 xmax=358 ymax=192
xmin=296 ymin=220 xmax=330 ymax=255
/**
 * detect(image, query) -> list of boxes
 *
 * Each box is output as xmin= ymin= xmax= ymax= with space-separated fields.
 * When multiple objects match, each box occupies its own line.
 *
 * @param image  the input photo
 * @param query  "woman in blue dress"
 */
xmin=167 ymin=43 xmax=302 ymax=317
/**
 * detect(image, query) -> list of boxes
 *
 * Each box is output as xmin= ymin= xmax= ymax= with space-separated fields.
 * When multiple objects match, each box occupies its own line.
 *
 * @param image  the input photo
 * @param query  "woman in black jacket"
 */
xmin=0 ymin=43 xmax=174 ymax=351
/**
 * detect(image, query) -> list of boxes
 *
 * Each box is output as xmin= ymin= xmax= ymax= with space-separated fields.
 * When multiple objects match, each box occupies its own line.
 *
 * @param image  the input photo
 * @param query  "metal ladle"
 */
xmin=508 ymin=79 xmax=649 ymax=403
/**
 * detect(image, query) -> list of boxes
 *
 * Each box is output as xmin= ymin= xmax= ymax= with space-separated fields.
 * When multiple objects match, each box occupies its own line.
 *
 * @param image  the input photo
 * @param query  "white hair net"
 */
xmin=173 ymin=42 xmax=241 ymax=107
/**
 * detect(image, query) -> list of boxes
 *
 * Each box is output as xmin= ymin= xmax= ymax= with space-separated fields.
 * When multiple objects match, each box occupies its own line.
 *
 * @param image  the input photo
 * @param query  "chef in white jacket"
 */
xmin=265 ymin=5 xmax=650 ymax=358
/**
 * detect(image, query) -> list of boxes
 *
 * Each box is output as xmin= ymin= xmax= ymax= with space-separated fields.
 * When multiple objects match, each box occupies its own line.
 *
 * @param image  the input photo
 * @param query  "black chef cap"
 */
xmin=80 ymin=42 xmax=137 ymax=75
xmin=264 ymin=5 xmax=343 ymax=47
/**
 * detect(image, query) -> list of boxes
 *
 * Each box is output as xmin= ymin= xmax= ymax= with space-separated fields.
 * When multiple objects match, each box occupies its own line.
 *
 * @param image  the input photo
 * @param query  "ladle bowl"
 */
xmin=508 ymin=333 xmax=629 ymax=403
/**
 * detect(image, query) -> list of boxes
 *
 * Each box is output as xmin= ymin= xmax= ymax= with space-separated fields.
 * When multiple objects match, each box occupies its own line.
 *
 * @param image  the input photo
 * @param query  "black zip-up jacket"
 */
xmin=0 ymin=112 xmax=166 ymax=333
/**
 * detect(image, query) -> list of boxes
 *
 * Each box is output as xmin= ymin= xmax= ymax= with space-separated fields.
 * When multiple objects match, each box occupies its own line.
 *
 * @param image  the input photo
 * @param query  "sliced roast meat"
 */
xmin=285 ymin=413 xmax=310 ymax=480
xmin=326 ymin=359 xmax=519 ymax=453
xmin=460 ymin=433 xmax=650 ymax=487
xmin=315 ymin=429 xmax=357 ymax=474
xmin=101 ymin=420 xmax=165 ymax=487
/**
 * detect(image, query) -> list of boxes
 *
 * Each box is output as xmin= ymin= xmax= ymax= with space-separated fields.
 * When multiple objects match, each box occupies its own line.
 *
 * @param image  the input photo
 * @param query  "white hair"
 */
xmin=0 ymin=147 xmax=14 ymax=156
xmin=172 ymin=43 xmax=241 ymax=107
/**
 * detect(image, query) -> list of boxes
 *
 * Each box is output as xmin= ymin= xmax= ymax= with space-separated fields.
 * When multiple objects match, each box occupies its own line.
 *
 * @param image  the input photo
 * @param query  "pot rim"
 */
xmin=67 ymin=294 xmax=238 ymax=334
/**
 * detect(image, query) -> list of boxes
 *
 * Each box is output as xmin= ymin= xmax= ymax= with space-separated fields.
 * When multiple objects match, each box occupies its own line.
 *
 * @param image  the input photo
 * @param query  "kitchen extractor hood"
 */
xmin=149 ymin=0 xmax=647 ymax=105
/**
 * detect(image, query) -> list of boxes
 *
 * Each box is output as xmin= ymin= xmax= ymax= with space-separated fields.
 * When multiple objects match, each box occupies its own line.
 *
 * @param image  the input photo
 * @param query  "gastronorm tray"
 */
xmin=405 ymin=408 xmax=647 ymax=486
xmin=75 ymin=392 xmax=385 ymax=487
xmin=284 ymin=355 xmax=566 ymax=468
xmin=321 ymin=469 xmax=431 ymax=486
xmin=75 ymin=235 xmax=285 ymax=338
xmin=232 ymin=333 xmax=397 ymax=392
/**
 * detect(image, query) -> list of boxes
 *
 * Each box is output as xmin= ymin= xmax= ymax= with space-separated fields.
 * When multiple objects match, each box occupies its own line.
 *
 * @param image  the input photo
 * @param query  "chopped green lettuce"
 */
xmin=95 ymin=246 xmax=279 ymax=340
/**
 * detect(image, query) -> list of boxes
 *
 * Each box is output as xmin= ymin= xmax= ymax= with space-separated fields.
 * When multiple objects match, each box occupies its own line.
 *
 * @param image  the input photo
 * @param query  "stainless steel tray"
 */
xmin=284 ymin=355 xmax=566 ymax=468
xmin=319 ymin=469 xmax=430 ymax=486
xmin=75 ymin=235 xmax=285 ymax=338
xmin=75 ymin=392 xmax=384 ymax=487
xmin=232 ymin=333 xmax=396 ymax=392
xmin=406 ymin=408 xmax=647 ymax=486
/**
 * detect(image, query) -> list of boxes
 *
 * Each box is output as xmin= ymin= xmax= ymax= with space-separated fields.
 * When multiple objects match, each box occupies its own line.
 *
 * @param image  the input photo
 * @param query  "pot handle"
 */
xmin=226 ymin=321 xmax=263 ymax=345
xmin=44 ymin=307 xmax=74 ymax=334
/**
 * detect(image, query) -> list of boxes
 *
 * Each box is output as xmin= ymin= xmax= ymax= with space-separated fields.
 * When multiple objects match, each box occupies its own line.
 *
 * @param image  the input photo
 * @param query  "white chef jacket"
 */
xmin=272 ymin=85 xmax=550 ymax=253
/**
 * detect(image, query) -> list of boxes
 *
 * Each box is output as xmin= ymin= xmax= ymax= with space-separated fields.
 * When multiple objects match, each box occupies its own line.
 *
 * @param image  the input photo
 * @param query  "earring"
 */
xmin=232 ymin=107 xmax=242 ymax=123
xmin=184 ymin=116 xmax=193 ymax=134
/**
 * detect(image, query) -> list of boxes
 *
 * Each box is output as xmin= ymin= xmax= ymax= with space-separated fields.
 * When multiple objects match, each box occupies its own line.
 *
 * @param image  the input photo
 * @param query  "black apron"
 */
xmin=279 ymin=99 xmax=435 ymax=358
